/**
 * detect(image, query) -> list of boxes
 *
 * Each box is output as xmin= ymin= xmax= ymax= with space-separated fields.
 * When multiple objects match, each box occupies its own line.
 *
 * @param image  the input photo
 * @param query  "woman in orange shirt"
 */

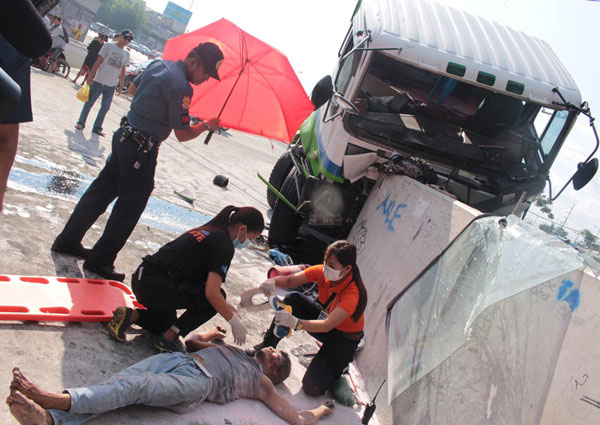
xmin=248 ymin=240 xmax=368 ymax=396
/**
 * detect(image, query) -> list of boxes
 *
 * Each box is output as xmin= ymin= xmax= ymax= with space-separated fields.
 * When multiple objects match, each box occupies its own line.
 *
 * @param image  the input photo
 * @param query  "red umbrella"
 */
xmin=163 ymin=18 xmax=314 ymax=143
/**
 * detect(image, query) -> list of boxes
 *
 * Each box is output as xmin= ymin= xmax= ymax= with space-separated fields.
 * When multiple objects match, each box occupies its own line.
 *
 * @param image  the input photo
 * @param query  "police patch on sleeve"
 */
xmin=181 ymin=94 xmax=191 ymax=125
xmin=182 ymin=95 xmax=191 ymax=109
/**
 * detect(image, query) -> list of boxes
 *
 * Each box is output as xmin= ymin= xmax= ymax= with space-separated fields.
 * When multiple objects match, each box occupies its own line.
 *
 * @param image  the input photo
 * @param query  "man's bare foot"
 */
xmin=6 ymin=390 xmax=51 ymax=425
xmin=10 ymin=368 xmax=71 ymax=411
xmin=10 ymin=368 xmax=46 ymax=403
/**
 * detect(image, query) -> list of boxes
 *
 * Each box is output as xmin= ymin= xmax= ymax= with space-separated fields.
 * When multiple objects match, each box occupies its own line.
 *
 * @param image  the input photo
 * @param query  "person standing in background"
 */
xmin=72 ymin=24 xmax=83 ymax=40
xmin=47 ymin=15 xmax=67 ymax=73
xmin=72 ymin=33 xmax=107 ymax=85
xmin=75 ymin=29 xmax=132 ymax=136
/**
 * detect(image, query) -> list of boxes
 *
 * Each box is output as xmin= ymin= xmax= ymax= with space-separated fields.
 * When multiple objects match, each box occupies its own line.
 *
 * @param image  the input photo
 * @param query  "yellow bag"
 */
xmin=76 ymin=84 xmax=90 ymax=102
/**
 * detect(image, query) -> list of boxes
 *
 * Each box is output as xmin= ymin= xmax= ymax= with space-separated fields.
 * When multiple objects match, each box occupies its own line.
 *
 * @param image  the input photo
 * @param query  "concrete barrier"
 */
xmin=347 ymin=174 xmax=480 ymax=423
xmin=540 ymin=267 xmax=600 ymax=425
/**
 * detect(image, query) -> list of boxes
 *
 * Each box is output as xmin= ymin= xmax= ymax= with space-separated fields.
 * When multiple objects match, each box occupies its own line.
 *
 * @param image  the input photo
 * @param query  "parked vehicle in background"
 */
xmin=119 ymin=60 xmax=153 ymax=93
xmin=129 ymin=40 xmax=141 ymax=51
xmin=149 ymin=49 xmax=162 ymax=59
xmin=265 ymin=0 xmax=598 ymax=245
xmin=90 ymin=22 xmax=109 ymax=35
xmin=139 ymin=45 xmax=151 ymax=56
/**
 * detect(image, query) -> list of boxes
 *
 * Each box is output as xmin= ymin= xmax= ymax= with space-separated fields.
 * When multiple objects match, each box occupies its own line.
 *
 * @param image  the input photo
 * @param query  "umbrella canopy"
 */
xmin=163 ymin=18 xmax=314 ymax=143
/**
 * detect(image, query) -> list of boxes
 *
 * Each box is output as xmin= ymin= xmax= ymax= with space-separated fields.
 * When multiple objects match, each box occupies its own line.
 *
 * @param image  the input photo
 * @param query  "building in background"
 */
xmin=162 ymin=1 xmax=193 ymax=33
xmin=138 ymin=2 xmax=192 ymax=51
xmin=51 ymin=0 xmax=103 ymax=42
xmin=50 ymin=0 xmax=192 ymax=52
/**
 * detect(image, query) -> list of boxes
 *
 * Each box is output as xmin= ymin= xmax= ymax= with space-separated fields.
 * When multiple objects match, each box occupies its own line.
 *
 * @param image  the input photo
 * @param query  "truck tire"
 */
xmin=266 ymin=151 xmax=295 ymax=209
xmin=268 ymin=171 xmax=305 ymax=244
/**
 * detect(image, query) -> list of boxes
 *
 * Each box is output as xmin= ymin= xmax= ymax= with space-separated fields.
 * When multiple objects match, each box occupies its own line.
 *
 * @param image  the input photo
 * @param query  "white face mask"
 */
xmin=323 ymin=264 xmax=343 ymax=281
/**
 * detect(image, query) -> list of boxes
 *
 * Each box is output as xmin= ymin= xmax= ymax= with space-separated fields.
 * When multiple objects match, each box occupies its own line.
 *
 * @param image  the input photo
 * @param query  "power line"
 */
xmin=526 ymin=211 xmax=599 ymax=242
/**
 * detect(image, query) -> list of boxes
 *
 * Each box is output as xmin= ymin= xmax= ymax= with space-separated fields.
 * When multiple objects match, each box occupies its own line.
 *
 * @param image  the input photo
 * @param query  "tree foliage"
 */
xmin=581 ymin=229 xmax=600 ymax=251
xmin=539 ymin=223 xmax=568 ymax=239
xmin=95 ymin=0 xmax=146 ymax=34
xmin=535 ymin=195 xmax=554 ymax=220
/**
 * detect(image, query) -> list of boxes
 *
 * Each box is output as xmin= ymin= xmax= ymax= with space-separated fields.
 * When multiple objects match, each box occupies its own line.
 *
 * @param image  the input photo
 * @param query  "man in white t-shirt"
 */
xmin=47 ymin=15 xmax=67 ymax=73
xmin=75 ymin=29 xmax=132 ymax=136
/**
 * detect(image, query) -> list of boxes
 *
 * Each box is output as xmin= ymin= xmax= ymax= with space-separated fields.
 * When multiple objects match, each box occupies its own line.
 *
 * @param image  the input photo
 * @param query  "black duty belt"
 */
xmin=119 ymin=116 xmax=160 ymax=169
xmin=341 ymin=330 xmax=364 ymax=341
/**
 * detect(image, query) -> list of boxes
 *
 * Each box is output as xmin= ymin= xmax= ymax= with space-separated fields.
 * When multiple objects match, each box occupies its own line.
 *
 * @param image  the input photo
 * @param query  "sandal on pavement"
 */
xmin=75 ymin=123 xmax=84 ymax=130
xmin=92 ymin=130 xmax=106 ymax=137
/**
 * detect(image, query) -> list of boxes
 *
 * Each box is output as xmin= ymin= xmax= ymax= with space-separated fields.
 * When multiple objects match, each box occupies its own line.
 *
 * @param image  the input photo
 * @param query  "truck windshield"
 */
xmin=346 ymin=51 xmax=570 ymax=177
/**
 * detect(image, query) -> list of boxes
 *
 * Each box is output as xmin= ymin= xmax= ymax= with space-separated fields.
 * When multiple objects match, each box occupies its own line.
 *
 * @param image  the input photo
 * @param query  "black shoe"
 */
xmin=154 ymin=334 xmax=186 ymax=353
xmin=51 ymin=235 xmax=91 ymax=258
xmin=83 ymin=261 xmax=125 ymax=281
xmin=244 ymin=326 xmax=280 ymax=357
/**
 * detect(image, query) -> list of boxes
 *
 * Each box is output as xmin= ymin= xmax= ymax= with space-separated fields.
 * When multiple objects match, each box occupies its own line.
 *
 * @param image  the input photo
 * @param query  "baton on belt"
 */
xmin=204 ymin=58 xmax=249 ymax=145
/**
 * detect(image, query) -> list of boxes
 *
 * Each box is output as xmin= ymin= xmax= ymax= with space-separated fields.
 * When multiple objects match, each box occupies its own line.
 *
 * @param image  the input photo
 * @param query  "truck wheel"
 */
xmin=268 ymin=171 xmax=305 ymax=244
xmin=266 ymin=151 xmax=295 ymax=209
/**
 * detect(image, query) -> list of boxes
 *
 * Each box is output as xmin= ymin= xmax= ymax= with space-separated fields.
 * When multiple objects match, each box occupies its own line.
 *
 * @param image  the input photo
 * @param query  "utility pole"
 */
xmin=560 ymin=203 xmax=575 ymax=231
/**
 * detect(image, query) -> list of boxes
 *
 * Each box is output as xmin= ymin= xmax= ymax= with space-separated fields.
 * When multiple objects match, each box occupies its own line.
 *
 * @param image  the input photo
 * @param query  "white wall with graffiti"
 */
xmin=347 ymin=175 xmax=481 ymax=423
xmin=350 ymin=174 xmax=600 ymax=424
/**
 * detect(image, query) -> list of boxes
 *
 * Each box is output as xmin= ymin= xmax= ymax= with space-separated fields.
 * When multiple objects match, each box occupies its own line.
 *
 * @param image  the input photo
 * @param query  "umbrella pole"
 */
xmin=204 ymin=61 xmax=248 ymax=145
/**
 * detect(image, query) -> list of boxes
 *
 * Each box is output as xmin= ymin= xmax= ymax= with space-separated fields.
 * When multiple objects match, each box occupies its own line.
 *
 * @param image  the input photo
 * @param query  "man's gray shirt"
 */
xmin=191 ymin=345 xmax=263 ymax=404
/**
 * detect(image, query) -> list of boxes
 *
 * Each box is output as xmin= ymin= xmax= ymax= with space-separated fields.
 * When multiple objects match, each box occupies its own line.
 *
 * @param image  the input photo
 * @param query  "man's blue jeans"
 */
xmin=77 ymin=81 xmax=116 ymax=133
xmin=48 ymin=353 xmax=213 ymax=425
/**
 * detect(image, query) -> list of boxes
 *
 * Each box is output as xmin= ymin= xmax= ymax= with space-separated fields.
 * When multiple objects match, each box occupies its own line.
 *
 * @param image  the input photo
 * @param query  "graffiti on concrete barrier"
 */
xmin=575 ymin=373 xmax=589 ymax=391
xmin=376 ymin=193 xmax=407 ymax=232
xmin=557 ymin=280 xmax=580 ymax=311
xmin=355 ymin=219 xmax=368 ymax=256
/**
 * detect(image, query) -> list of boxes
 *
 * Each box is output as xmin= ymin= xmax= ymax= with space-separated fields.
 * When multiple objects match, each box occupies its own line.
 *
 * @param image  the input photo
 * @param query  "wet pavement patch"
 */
xmin=8 ymin=166 xmax=211 ymax=235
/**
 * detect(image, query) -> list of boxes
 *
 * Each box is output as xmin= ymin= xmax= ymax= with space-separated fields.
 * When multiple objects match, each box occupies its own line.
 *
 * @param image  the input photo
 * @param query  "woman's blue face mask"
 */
xmin=233 ymin=226 xmax=249 ymax=249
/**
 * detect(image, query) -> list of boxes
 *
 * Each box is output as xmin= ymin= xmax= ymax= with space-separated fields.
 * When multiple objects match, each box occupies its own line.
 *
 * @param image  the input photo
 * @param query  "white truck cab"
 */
xmin=265 ymin=0 xmax=597 ymax=244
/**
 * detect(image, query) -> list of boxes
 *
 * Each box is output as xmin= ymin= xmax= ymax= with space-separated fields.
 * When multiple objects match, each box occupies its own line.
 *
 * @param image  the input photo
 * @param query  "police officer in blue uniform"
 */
xmin=51 ymin=43 xmax=224 ymax=281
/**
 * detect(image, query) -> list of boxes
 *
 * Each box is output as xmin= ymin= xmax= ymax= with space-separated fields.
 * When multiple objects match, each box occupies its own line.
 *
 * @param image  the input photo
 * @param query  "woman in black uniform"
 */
xmin=107 ymin=205 xmax=264 ymax=352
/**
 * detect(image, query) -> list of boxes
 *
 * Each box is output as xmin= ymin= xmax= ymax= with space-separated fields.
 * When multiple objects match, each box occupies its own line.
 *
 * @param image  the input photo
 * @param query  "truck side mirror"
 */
xmin=573 ymin=158 xmax=598 ymax=190
xmin=311 ymin=75 xmax=333 ymax=110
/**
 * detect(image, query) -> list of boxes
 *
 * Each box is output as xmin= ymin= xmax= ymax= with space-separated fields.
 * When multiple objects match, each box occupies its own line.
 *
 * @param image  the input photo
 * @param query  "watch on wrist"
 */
xmin=295 ymin=320 xmax=303 ymax=331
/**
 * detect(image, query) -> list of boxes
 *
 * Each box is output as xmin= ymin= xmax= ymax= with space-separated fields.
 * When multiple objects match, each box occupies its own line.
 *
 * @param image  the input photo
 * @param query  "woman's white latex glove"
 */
xmin=228 ymin=313 xmax=247 ymax=345
xmin=274 ymin=311 xmax=298 ymax=330
xmin=259 ymin=278 xmax=276 ymax=296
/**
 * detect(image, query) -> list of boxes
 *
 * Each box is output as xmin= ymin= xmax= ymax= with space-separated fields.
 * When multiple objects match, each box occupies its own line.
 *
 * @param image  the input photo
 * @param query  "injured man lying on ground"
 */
xmin=6 ymin=328 xmax=335 ymax=425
